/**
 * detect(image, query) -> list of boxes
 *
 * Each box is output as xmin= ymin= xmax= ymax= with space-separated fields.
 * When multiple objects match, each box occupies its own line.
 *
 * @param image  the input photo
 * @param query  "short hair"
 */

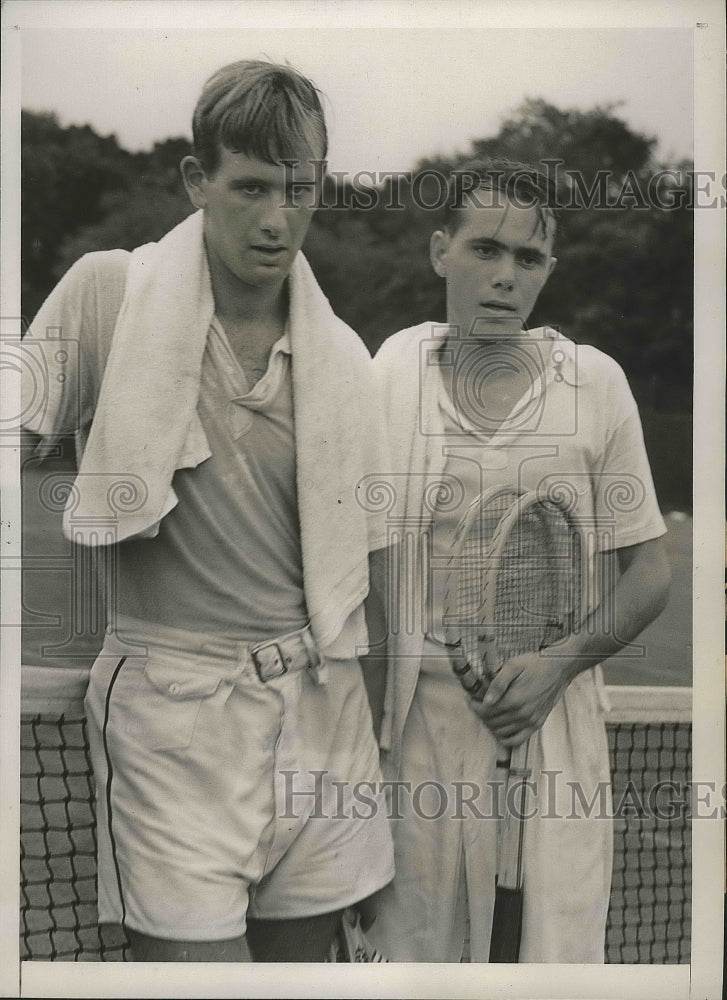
xmin=192 ymin=60 xmax=328 ymax=174
xmin=443 ymin=158 xmax=558 ymax=242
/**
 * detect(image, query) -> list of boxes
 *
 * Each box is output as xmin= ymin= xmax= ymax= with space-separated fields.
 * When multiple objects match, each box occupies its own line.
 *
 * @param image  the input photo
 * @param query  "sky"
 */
xmin=13 ymin=1 xmax=696 ymax=176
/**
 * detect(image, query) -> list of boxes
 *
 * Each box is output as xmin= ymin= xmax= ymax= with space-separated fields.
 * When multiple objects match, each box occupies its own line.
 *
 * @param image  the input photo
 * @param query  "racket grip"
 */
xmin=451 ymin=655 xmax=471 ymax=676
xmin=489 ymin=884 xmax=523 ymax=963
xmin=449 ymin=645 xmax=488 ymax=699
xmin=453 ymin=662 xmax=487 ymax=700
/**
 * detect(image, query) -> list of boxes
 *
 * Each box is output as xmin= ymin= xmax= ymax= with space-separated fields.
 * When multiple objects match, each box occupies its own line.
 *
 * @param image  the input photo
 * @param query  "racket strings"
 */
xmin=533 ymin=501 xmax=583 ymax=636
xmin=444 ymin=490 xmax=518 ymax=675
xmin=447 ymin=497 xmax=583 ymax=681
xmin=494 ymin=508 xmax=565 ymax=663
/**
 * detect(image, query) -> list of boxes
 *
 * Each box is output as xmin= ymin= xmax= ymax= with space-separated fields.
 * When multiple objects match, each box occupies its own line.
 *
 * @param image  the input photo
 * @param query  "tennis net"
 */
xmin=19 ymin=665 xmax=691 ymax=964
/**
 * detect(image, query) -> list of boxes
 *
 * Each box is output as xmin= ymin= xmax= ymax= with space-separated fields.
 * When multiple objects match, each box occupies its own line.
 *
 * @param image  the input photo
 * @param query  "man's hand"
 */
xmin=469 ymin=649 xmax=574 ymax=747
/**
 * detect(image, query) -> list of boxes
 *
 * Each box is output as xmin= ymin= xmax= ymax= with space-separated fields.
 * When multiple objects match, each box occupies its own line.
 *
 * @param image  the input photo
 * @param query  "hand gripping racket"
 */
xmin=443 ymin=487 xmax=585 ymax=962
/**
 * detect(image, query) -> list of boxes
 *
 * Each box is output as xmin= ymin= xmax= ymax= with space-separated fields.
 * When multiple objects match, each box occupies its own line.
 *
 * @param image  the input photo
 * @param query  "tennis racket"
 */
xmin=443 ymin=487 xmax=585 ymax=962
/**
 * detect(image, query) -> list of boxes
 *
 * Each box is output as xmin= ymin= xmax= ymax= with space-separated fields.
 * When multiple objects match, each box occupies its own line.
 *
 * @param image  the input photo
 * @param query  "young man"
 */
xmin=368 ymin=160 xmax=670 ymax=962
xmin=21 ymin=60 xmax=394 ymax=962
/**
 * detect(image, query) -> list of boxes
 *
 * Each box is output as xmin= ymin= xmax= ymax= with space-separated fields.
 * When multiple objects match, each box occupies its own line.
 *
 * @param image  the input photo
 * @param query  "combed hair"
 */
xmin=444 ymin=158 xmax=558 ymax=240
xmin=192 ymin=60 xmax=328 ymax=173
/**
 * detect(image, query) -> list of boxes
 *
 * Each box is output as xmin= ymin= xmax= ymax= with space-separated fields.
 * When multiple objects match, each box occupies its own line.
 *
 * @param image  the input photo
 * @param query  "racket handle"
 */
xmin=453 ymin=662 xmax=487 ymax=700
xmin=449 ymin=646 xmax=488 ymax=700
xmin=489 ymin=884 xmax=523 ymax=963
xmin=451 ymin=655 xmax=472 ymax=676
xmin=510 ymin=740 xmax=531 ymax=775
xmin=479 ymin=635 xmax=500 ymax=677
xmin=497 ymin=740 xmax=532 ymax=889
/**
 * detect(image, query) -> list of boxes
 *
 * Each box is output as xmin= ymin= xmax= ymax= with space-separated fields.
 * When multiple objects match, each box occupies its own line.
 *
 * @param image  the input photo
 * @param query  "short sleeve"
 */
xmin=21 ymin=252 xmax=128 ymax=454
xmin=591 ymin=367 xmax=666 ymax=551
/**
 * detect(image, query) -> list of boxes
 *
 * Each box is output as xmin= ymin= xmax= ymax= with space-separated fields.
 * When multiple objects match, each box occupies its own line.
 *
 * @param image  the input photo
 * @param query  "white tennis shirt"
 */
xmin=118 ymin=317 xmax=309 ymax=640
xmin=426 ymin=336 xmax=667 ymax=646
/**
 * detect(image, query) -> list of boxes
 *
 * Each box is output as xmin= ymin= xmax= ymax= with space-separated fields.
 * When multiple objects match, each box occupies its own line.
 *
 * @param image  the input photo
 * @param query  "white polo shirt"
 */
xmin=118 ymin=318 xmax=308 ymax=640
xmin=426 ymin=331 xmax=666 ymax=643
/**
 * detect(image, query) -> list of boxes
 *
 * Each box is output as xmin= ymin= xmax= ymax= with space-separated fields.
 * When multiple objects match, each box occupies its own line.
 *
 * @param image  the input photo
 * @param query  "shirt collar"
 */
xmin=275 ymin=327 xmax=292 ymax=356
xmin=429 ymin=322 xmax=585 ymax=387
xmin=540 ymin=326 xmax=586 ymax=387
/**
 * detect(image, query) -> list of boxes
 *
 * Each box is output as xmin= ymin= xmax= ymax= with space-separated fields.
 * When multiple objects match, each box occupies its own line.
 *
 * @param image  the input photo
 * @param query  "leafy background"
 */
xmin=22 ymin=98 xmax=692 ymax=512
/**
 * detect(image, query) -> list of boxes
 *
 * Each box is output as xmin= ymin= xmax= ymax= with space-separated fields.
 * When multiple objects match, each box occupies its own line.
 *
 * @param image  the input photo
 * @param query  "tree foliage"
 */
xmin=21 ymin=114 xmax=191 ymax=317
xmin=307 ymin=100 xmax=693 ymax=410
xmin=22 ymin=100 xmax=692 ymax=414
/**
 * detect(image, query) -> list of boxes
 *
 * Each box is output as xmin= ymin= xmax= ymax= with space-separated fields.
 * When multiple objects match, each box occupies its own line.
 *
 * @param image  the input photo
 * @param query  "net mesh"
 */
xmin=606 ymin=719 xmax=691 ymax=963
xmin=20 ymin=711 xmax=129 ymax=962
xmin=19 ymin=671 xmax=691 ymax=964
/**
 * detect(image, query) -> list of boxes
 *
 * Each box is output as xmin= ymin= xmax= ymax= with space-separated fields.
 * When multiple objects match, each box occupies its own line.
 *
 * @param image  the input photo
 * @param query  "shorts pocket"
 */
xmin=131 ymin=659 xmax=223 ymax=752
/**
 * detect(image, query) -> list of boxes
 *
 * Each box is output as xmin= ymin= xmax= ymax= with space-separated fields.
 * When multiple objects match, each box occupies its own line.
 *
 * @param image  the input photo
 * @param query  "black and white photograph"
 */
xmin=1 ymin=1 xmax=724 ymax=998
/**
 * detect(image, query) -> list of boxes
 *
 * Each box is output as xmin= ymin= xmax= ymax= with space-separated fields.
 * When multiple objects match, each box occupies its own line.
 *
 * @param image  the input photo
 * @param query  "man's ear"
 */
xmin=430 ymin=229 xmax=450 ymax=277
xmin=180 ymin=156 xmax=208 ymax=210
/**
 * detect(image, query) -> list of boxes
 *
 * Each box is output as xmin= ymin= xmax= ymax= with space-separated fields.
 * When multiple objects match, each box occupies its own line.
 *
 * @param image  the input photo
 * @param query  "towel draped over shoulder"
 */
xmin=23 ymin=210 xmax=388 ymax=658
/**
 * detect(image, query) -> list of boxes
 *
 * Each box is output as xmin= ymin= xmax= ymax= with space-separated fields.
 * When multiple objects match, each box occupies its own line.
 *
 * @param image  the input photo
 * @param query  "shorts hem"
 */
xmin=100 ymin=916 xmax=248 ymax=943
xmin=248 ymin=867 xmax=395 ymax=922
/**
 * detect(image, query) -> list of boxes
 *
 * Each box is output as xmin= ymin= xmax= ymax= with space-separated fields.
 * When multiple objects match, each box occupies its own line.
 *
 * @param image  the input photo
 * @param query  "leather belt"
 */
xmin=250 ymin=625 xmax=320 ymax=683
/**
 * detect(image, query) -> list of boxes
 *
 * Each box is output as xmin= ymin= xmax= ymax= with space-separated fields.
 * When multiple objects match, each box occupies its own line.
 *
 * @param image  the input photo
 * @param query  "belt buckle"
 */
xmin=251 ymin=640 xmax=288 ymax=683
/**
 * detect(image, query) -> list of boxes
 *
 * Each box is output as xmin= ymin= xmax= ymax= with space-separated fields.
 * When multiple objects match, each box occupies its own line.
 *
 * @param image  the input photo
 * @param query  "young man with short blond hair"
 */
xmin=22 ymin=60 xmax=394 ymax=962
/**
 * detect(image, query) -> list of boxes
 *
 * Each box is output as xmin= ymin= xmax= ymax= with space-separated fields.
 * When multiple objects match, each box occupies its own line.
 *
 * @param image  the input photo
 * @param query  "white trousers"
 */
xmin=369 ymin=655 xmax=612 ymax=962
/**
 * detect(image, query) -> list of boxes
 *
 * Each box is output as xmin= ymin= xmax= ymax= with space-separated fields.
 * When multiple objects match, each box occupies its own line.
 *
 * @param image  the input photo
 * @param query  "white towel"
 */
xmin=64 ymin=210 xmax=383 ymax=653
xmin=372 ymin=323 xmax=448 ymax=760
xmin=64 ymin=211 xmax=215 ymax=543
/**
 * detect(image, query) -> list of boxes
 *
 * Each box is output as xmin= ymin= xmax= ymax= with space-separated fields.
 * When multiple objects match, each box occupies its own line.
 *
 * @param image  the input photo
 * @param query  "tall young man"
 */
xmin=21 ymin=60 xmax=394 ymax=962
xmin=369 ymin=160 xmax=670 ymax=962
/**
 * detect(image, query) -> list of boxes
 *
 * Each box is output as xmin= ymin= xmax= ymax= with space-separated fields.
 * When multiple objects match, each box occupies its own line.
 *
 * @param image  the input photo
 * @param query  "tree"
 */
xmin=21 ymin=111 xmax=135 ymax=319
xmin=55 ymin=184 xmax=193 ymax=276
xmin=471 ymin=98 xmax=655 ymax=179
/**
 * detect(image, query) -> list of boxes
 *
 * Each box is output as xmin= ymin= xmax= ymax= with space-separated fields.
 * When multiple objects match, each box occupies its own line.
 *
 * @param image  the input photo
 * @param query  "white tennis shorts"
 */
xmin=84 ymin=616 xmax=394 ymax=941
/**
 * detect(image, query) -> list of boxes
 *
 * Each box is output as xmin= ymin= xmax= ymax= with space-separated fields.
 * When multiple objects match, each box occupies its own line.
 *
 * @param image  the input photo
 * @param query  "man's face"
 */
xmin=188 ymin=146 xmax=320 ymax=291
xmin=430 ymin=192 xmax=557 ymax=339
